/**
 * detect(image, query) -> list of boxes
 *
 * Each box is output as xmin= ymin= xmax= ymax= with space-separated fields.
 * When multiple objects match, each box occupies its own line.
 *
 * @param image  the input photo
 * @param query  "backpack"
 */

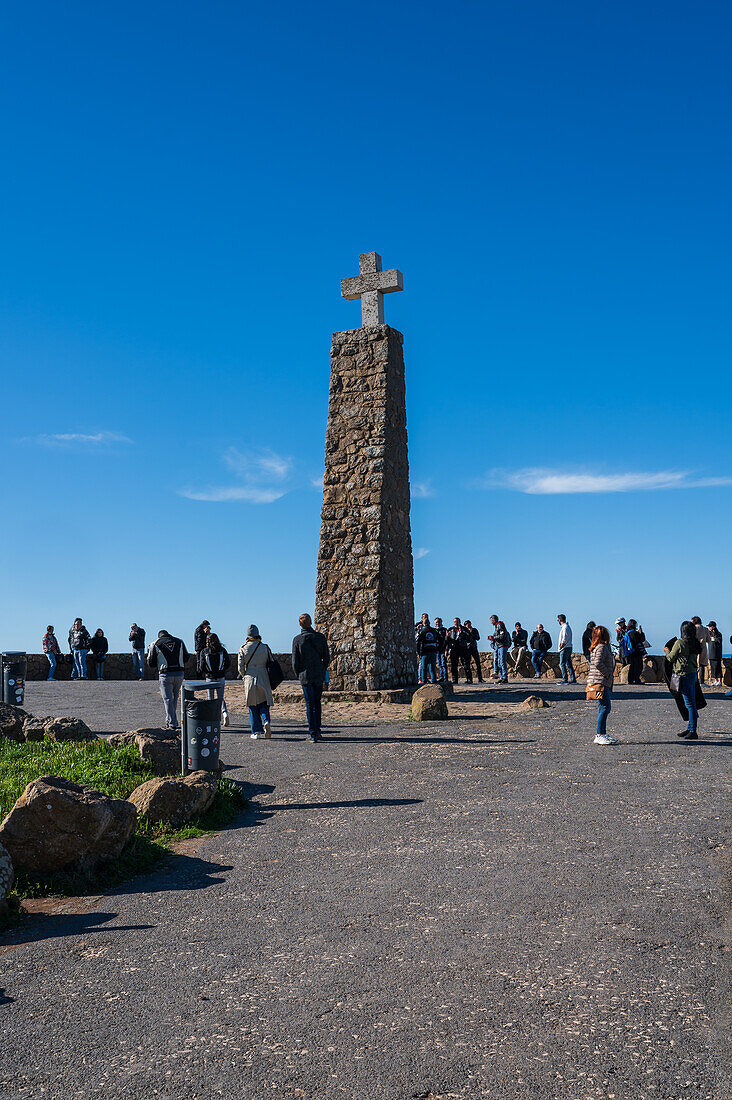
xmin=623 ymin=631 xmax=635 ymax=657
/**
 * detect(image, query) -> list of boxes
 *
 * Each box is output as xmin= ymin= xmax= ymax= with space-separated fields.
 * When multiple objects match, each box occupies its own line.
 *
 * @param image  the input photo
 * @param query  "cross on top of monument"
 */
xmin=340 ymin=252 xmax=403 ymax=327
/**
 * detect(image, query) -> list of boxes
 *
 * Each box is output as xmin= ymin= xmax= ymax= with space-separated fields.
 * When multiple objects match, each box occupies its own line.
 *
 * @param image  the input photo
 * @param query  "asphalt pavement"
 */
xmin=0 ymin=680 xmax=729 ymax=1099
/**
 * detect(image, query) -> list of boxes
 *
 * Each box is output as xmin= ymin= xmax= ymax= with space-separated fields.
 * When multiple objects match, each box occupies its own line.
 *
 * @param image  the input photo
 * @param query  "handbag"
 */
xmin=586 ymin=682 xmax=605 ymax=701
xmin=265 ymin=646 xmax=285 ymax=691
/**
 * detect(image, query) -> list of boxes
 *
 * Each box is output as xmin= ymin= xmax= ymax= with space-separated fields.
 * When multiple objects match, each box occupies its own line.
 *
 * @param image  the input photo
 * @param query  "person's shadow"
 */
xmin=2 ymin=910 xmax=154 ymax=949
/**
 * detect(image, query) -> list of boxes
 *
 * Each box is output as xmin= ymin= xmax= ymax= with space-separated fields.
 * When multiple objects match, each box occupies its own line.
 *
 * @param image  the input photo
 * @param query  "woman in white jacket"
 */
xmin=238 ymin=625 xmax=274 ymax=740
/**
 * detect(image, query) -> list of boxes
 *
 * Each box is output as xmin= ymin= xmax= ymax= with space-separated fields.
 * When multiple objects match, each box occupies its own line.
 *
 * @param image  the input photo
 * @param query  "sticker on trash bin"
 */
xmin=202 ymin=738 xmax=208 ymax=745
xmin=201 ymin=747 xmax=210 ymax=757
xmin=7 ymin=679 xmax=14 ymax=686
xmin=196 ymin=726 xmax=203 ymax=734
xmin=190 ymin=738 xmax=197 ymax=745
xmin=213 ymin=736 xmax=219 ymax=746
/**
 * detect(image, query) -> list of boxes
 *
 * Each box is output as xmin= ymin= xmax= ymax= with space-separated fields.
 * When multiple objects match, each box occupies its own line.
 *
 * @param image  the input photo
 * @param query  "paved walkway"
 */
xmin=1 ymin=682 xmax=729 ymax=1098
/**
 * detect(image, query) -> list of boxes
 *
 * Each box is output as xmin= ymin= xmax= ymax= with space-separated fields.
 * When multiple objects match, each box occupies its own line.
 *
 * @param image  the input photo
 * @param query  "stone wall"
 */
xmin=314 ymin=325 xmax=416 ymax=690
xmin=22 ymin=652 xmax=296 ymax=681
xmin=475 ymin=651 xmax=732 ymax=685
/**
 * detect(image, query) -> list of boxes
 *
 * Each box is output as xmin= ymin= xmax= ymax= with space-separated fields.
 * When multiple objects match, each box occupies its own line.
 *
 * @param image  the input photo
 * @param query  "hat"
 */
xmin=247 ymin=624 xmax=261 ymax=638
xmin=615 ymin=618 xmax=625 ymax=625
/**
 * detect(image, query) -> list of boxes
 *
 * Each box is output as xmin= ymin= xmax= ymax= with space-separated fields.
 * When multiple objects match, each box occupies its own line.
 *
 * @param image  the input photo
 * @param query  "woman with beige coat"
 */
xmin=238 ymin=625 xmax=274 ymax=740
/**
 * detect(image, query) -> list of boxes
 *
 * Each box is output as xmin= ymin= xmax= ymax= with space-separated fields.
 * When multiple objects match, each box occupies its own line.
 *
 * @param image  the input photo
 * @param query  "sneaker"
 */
xmin=684 ymin=732 xmax=698 ymax=740
xmin=308 ymin=734 xmax=318 ymax=743
xmin=222 ymin=713 xmax=230 ymax=727
xmin=594 ymin=734 xmax=617 ymax=745
xmin=263 ymin=721 xmax=272 ymax=739
xmin=250 ymin=733 xmax=258 ymax=740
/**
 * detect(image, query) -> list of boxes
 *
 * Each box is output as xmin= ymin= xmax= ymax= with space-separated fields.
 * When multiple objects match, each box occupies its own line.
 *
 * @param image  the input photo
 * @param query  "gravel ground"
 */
xmin=1 ymin=681 xmax=729 ymax=1099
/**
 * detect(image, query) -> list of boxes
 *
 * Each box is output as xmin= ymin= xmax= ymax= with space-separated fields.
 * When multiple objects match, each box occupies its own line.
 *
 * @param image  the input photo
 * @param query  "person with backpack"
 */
xmin=624 ymin=619 xmax=643 ymax=685
xmin=664 ymin=622 xmax=702 ymax=739
xmin=43 ymin=626 xmax=62 ymax=680
xmin=587 ymin=625 xmax=618 ymax=745
xmin=707 ymin=621 xmax=723 ymax=686
xmin=434 ymin=617 xmax=448 ymax=681
xmin=557 ymin=615 xmax=577 ymax=684
xmin=129 ymin=623 xmax=146 ymax=680
xmin=291 ymin=613 xmax=330 ymax=742
xmin=201 ymin=632 xmax=231 ymax=727
xmin=530 ymin=624 xmax=552 ymax=678
xmin=446 ymin=618 xmax=473 ymax=684
xmin=415 ymin=617 xmax=439 ymax=684
xmin=147 ymin=629 xmax=190 ymax=730
xmin=89 ymin=628 xmax=109 ymax=680
xmin=464 ymin=620 xmax=484 ymax=682
xmin=508 ymin=622 xmax=529 ymax=674
xmin=68 ymin=618 xmax=92 ymax=680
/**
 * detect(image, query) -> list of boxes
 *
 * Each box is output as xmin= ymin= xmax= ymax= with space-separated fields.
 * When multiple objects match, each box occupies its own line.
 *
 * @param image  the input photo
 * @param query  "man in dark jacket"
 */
xmin=582 ymin=622 xmax=596 ymax=661
xmin=508 ymin=622 xmax=529 ymax=674
xmin=194 ymin=621 xmax=211 ymax=675
xmin=530 ymin=624 xmax=552 ymax=678
xmin=625 ymin=619 xmax=643 ymax=685
xmin=415 ymin=617 xmax=439 ymax=684
xmin=292 ymin=613 xmax=330 ymax=742
xmin=464 ymin=620 xmax=483 ymax=683
xmin=148 ymin=630 xmax=190 ymax=729
xmin=446 ymin=618 xmax=473 ymax=684
xmin=68 ymin=618 xmax=92 ymax=680
xmin=434 ymin=617 xmax=448 ymax=680
xmin=130 ymin=623 xmax=146 ymax=680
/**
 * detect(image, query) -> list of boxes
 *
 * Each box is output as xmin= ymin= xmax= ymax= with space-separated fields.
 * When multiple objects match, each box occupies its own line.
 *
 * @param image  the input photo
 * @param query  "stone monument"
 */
xmin=314 ymin=252 xmax=416 ymax=691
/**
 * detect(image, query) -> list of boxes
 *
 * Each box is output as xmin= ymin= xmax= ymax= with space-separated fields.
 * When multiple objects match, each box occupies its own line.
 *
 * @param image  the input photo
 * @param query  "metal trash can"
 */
xmin=181 ymin=680 xmax=222 ymax=774
xmin=2 ymin=652 xmax=27 ymax=707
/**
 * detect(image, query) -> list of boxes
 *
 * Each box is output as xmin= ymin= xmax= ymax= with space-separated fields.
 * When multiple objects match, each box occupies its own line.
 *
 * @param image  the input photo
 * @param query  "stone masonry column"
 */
xmin=314 ymin=324 xmax=416 ymax=690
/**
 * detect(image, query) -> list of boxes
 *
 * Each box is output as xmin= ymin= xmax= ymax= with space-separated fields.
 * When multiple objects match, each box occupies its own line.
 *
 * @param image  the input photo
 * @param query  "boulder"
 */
xmin=135 ymin=734 xmax=181 ymax=776
xmin=0 ymin=703 xmax=29 ymax=742
xmin=410 ymin=684 xmax=448 ymax=721
xmin=523 ymin=694 xmax=550 ymax=710
xmin=127 ymin=771 xmax=218 ymax=827
xmin=22 ymin=717 xmax=48 ymax=742
xmin=34 ymin=716 xmax=95 ymax=742
xmin=640 ymin=658 xmax=660 ymax=684
xmin=618 ymin=665 xmax=630 ymax=685
xmin=0 ymin=776 xmax=136 ymax=874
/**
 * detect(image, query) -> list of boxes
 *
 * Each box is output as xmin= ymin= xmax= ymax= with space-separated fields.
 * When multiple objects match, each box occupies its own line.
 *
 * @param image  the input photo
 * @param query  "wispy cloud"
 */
xmin=310 ymin=474 xmax=324 ymax=491
xmin=412 ymin=480 xmax=435 ymax=499
xmin=28 ymin=431 xmax=133 ymax=447
xmin=180 ymin=447 xmax=293 ymax=505
xmin=414 ymin=547 xmax=431 ymax=559
xmin=477 ymin=468 xmax=732 ymax=495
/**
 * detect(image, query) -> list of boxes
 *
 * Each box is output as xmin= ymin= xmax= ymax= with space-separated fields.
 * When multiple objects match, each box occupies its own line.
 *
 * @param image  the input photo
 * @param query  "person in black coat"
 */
xmin=194 ymin=621 xmax=211 ymax=674
xmin=292 ymin=613 xmax=330 ymax=742
xmin=446 ymin=618 xmax=473 ymax=684
xmin=582 ymin=621 xmax=596 ymax=661
xmin=464 ymin=620 xmax=484 ymax=683
xmin=89 ymin=628 xmax=108 ymax=681
xmin=530 ymin=625 xmax=552 ymax=678
xmin=201 ymin=632 xmax=231 ymax=726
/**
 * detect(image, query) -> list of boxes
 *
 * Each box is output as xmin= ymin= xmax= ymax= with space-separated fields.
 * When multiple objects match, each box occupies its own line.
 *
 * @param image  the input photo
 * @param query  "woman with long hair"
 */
xmin=587 ymin=625 xmax=617 ymax=745
xmin=201 ymin=631 xmax=231 ymax=727
xmin=664 ymin=621 xmax=701 ymax=740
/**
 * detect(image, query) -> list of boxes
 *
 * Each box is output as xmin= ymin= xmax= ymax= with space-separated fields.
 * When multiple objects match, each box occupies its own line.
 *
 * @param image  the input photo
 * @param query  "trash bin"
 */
xmin=2 ymin=652 xmax=27 ymax=707
xmin=181 ymin=680 xmax=222 ymax=774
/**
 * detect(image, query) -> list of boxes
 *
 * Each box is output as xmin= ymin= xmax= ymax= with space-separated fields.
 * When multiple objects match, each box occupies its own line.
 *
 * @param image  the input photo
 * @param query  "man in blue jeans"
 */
xmin=130 ymin=623 xmax=146 ymax=680
xmin=530 ymin=624 xmax=552 ymax=678
xmin=292 ymin=613 xmax=330 ymax=742
xmin=147 ymin=629 xmax=189 ymax=730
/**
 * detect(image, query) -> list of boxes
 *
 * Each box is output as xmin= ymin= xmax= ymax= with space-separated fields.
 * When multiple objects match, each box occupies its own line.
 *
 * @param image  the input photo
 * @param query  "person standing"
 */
xmin=587 ymin=625 xmax=618 ymax=745
xmin=557 ymin=615 xmax=576 ymax=684
xmin=492 ymin=620 xmax=510 ymax=684
xmin=434 ymin=617 xmax=448 ymax=681
xmin=447 ymin=618 xmax=472 ymax=684
xmin=292 ymin=613 xmax=330 ymax=743
xmin=194 ymin=621 xmax=211 ymax=675
xmin=147 ymin=629 xmax=189 ymax=730
xmin=202 ymin=632 xmax=231 ymax=727
xmin=665 ymin=622 xmax=701 ymax=740
xmin=692 ymin=616 xmax=710 ymax=684
xmin=508 ymin=622 xmax=528 ymax=674
xmin=463 ymin=620 xmax=484 ymax=683
xmin=129 ymin=623 xmax=146 ymax=680
xmin=615 ymin=618 xmax=627 ymax=665
xmin=530 ymin=624 xmax=552 ymax=678
xmin=415 ymin=612 xmax=430 ymax=641
xmin=43 ymin=626 xmax=61 ymax=680
xmin=415 ymin=617 xmax=439 ymax=684
xmin=582 ymin=621 xmax=596 ymax=661
xmin=238 ymin=626 xmax=273 ymax=739
xmin=68 ymin=618 xmax=91 ymax=680
xmin=89 ymin=628 xmax=109 ymax=680
xmin=707 ymin=621 xmax=723 ymax=686
xmin=624 ymin=619 xmax=644 ymax=685
xmin=486 ymin=614 xmax=500 ymax=679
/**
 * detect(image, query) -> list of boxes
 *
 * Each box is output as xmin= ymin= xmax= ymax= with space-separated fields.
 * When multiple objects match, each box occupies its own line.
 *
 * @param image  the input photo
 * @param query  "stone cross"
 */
xmin=341 ymin=252 xmax=403 ymax=326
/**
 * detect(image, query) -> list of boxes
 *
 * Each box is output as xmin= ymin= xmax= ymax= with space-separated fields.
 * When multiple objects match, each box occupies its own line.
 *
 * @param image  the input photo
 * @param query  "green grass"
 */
xmin=0 ymin=742 xmax=248 ymax=902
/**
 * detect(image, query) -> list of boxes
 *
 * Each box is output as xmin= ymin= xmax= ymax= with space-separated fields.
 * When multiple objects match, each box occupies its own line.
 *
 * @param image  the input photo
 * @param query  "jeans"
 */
xmin=301 ymin=682 xmax=324 ymax=734
xmin=159 ymin=671 xmax=184 ymax=729
xmin=437 ymin=652 xmax=448 ymax=680
xmin=597 ymin=688 xmax=612 ymax=737
xmin=73 ymin=649 xmax=88 ymax=679
xmin=679 ymin=671 xmax=698 ymax=734
xmin=207 ymin=679 xmax=229 ymax=720
xmin=531 ymin=650 xmax=545 ymax=675
xmin=495 ymin=646 xmax=508 ymax=680
xmin=132 ymin=649 xmax=145 ymax=679
xmin=559 ymin=647 xmax=576 ymax=682
xmin=94 ymin=657 xmax=105 ymax=680
xmin=418 ymin=654 xmax=437 ymax=683
xmin=46 ymin=653 xmax=57 ymax=680
xmin=248 ymin=701 xmax=270 ymax=734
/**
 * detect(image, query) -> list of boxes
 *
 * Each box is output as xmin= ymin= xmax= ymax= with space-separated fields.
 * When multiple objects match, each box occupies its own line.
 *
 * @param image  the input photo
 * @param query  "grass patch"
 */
xmin=0 ymin=742 xmax=248 ymax=902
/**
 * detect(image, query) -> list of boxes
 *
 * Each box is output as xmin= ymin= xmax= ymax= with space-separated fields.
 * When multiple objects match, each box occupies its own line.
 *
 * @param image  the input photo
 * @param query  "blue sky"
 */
xmin=2 ymin=0 xmax=731 ymax=655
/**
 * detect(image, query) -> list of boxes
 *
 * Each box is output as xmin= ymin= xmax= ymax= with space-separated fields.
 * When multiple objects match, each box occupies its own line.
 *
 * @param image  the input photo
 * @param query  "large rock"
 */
xmin=640 ymin=658 xmax=660 ymax=684
xmin=30 ymin=716 xmax=95 ymax=742
xmin=523 ymin=694 xmax=550 ymax=710
xmin=22 ymin=717 xmax=48 ymax=742
xmin=135 ymin=734 xmax=181 ymax=776
xmin=410 ymin=684 xmax=448 ymax=721
xmin=0 ymin=776 xmax=136 ymax=874
xmin=0 ymin=704 xmax=30 ymax=742
xmin=127 ymin=771 xmax=217 ymax=827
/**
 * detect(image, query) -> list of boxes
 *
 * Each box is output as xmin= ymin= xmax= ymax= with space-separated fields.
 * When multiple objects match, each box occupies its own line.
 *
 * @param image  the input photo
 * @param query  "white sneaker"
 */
xmin=263 ymin=721 xmax=272 ymax=739
xmin=222 ymin=713 xmax=230 ymax=727
xmin=594 ymin=733 xmax=617 ymax=745
xmin=250 ymin=733 xmax=258 ymax=740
